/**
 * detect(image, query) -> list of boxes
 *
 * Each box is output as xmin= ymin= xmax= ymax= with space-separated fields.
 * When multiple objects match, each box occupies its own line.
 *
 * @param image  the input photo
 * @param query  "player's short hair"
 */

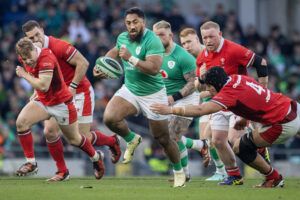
xmin=200 ymin=21 xmax=220 ymax=31
xmin=153 ymin=20 xmax=171 ymax=30
xmin=204 ymin=66 xmax=229 ymax=92
xmin=179 ymin=28 xmax=197 ymax=38
xmin=22 ymin=20 xmax=41 ymax=33
xmin=16 ymin=38 xmax=34 ymax=57
xmin=125 ymin=7 xmax=145 ymax=19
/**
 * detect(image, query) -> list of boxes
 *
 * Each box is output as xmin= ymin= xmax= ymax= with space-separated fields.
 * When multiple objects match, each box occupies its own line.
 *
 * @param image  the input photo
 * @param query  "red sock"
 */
xmin=79 ymin=135 xmax=96 ymax=157
xmin=91 ymin=130 xmax=115 ymax=147
xmin=47 ymin=137 xmax=68 ymax=173
xmin=265 ymin=167 xmax=280 ymax=180
xmin=18 ymin=130 xmax=34 ymax=159
xmin=226 ymin=166 xmax=241 ymax=177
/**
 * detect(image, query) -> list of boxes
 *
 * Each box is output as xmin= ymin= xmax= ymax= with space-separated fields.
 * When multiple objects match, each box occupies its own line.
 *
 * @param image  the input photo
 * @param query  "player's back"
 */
xmin=215 ymin=75 xmax=291 ymax=125
xmin=47 ymin=36 xmax=90 ymax=92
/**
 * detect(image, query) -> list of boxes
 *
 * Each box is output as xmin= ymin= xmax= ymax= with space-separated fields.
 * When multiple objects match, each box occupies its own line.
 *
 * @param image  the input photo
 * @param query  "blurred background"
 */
xmin=1 ymin=0 xmax=300 ymax=178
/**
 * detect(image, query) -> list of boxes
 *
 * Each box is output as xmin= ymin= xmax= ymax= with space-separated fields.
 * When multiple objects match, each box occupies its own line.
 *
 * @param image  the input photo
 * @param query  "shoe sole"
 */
xmin=46 ymin=174 xmax=70 ymax=182
xmin=16 ymin=168 xmax=38 ymax=177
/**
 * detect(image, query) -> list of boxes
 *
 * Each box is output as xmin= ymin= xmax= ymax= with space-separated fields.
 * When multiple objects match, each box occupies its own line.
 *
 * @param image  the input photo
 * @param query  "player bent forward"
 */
xmin=151 ymin=66 xmax=300 ymax=188
xmin=15 ymin=38 xmax=105 ymax=180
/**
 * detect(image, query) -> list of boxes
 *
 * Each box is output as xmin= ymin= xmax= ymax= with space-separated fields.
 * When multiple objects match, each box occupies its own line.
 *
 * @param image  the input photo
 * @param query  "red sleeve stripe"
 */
xmin=246 ymin=53 xmax=255 ymax=68
xmin=211 ymin=100 xmax=227 ymax=109
xmin=66 ymin=49 xmax=77 ymax=62
xmin=39 ymin=69 xmax=54 ymax=74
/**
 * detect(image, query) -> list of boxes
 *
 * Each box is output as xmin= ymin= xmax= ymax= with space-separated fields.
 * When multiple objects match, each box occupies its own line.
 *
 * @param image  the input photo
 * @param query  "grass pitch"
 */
xmin=1 ymin=176 xmax=299 ymax=200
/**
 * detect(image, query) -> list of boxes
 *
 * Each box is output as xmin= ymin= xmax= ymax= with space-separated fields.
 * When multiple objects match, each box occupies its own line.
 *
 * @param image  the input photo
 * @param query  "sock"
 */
xmin=177 ymin=141 xmax=189 ymax=170
xmin=226 ymin=166 xmax=241 ymax=177
xmin=264 ymin=167 xmax=280 ymax=180
xmin=47 ymin=137 xmax=68 ymax=173
xmin=182 ymin=136 xmax=193 ymax=149
xmin=90 ymin=130 xmax=115 ymax=146
xmin=210 ymin=147 xmax=225 ymax=173
xmin=191 ymin=139 xmax=204 ymax=151
xmin=172 ymin=162 xmax=182 ymax=171
xmin=78 ymin=135 xmax=97 ymax=159
xmin=123 ymin=131 xmax=136 ymax=143
xmin=18 ymin=130 xmax=35 ymax=162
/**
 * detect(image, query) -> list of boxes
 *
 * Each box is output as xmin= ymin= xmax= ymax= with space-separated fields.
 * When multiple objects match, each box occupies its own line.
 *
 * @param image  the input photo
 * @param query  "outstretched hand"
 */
xmin=234 ymin=118 xmax=248 ymax=130
xmin=93 ymin=67 xmax=108 ymax=79
xmin=16 ymin=66 xmax=27 ymax=78
xmin=150 ymin=103 xmax=172 ymax=115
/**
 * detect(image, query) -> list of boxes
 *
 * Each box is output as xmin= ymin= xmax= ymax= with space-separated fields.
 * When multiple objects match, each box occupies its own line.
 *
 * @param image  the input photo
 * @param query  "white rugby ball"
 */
xmin=94 ymin=56 xmax=123 ymax=79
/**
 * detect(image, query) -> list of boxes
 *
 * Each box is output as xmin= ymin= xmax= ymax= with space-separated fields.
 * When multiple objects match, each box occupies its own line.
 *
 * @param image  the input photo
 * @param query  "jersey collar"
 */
xmin=43 ymin=35 xmax=49 ymax=48
xmin=215 ymin=37 xmax=224 ymax=53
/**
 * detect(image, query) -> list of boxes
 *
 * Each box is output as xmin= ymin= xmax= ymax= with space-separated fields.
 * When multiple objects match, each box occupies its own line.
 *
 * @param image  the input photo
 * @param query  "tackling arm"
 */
xmin=23 ymin=72 xmax=53 ymax=92
xmin=251 ymin=55 xmax=268 ymax=87
xmin=68 ymin=51 xmax=89 ymax=86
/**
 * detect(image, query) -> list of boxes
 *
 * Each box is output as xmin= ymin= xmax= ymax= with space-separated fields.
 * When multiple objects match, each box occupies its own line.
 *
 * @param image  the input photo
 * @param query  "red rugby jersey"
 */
xmin=211 ymin=75 xmax=291 ymax=125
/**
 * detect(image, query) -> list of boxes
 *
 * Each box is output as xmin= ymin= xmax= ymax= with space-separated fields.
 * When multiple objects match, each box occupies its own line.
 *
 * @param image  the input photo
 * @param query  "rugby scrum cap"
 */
xmin=203 ymin=66 xmax=229 ymax=92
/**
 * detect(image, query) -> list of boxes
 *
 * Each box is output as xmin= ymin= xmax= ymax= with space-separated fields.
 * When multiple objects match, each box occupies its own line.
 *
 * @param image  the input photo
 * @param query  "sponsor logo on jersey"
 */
xmin=160 ymin=70 xmax=168 ymax=78
xmin=220 ymin=58 xmax=225 ymax=66
xmin=136 ymin=46 xmax=141 ymax=55
xmin=167 ymin=61 xmax=175 ymax=69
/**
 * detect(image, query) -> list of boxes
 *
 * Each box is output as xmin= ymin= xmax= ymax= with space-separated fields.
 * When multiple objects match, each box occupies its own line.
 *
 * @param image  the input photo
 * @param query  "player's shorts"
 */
xmin=115 ymin=84 xmax=168 ymax=121
xmin=210 ymin=110 xmax=238 ymax=131
xmin=199 ymin=114 xmax=211 ymax=123
xmin=172 ymin=92 xmax=199 ymax=120
xmin=34 ymin=98 xmax=77 ymax=125
xmin=74 ymin=86 xmax=95 ymax=123
xmin=251 ymin=101 xmax=300 ymax=144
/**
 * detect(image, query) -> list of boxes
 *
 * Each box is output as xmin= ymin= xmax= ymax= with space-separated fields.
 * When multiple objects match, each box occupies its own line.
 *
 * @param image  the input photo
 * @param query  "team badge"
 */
xmin=136 ymin=46 xmax=141 ymax=55
xmin=160 ymin=70 xmax=168 ymax=78
xmin=220 ymin=58 xmax=225 ymax=66
xmin=167 ymin=61 xmax=175 ymax=69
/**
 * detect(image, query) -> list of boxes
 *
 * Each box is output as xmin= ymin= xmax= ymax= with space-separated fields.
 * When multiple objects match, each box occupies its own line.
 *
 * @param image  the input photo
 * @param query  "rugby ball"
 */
xmin=94 ymin=56 xmax=123 ymax=79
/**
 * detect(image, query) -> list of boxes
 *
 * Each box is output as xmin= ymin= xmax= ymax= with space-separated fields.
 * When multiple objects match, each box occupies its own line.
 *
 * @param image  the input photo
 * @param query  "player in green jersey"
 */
xmin=153 ymin=21 xmax=210 ymax=182
xmin=179 ymin=28 xmax=227 ymax=181
xmin=94 ymin=7 xmax=185 ymax=187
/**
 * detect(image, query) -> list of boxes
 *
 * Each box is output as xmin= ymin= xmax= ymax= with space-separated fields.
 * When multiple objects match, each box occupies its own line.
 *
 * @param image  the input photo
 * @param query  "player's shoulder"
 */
xmin=224 ymin=39 xmax=247 ymax=52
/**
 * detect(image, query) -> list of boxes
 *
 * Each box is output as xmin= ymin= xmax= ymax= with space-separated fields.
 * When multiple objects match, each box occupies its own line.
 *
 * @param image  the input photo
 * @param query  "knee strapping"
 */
xmin=236 ymin=132 xmax=257 ymax=164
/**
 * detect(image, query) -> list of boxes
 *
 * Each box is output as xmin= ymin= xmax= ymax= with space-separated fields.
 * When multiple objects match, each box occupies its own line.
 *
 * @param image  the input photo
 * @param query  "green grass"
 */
xmin=1 ymin=177 xmax=300 ymax=200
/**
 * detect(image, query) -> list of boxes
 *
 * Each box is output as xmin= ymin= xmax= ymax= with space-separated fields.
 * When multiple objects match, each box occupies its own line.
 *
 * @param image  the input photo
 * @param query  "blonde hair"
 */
xmin=16 ymin=38 xmax=34 ymax=57
xmin=179 ymin=28 xmax=197 ymax=38
xmin=200 ymin=21 xmax=220 ymax=31
xmin=153 ymin=20 xmax=171 ymax=30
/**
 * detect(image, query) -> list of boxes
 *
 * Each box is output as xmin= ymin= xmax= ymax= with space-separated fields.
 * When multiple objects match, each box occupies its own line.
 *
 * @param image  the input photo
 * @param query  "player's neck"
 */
xmin=165 ymin=41 xmax=174 ymax=54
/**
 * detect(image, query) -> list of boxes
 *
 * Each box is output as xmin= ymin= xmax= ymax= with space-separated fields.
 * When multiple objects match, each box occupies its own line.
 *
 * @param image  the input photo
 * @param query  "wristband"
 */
xmin=172 ymin=92 xmax=183 ymax=101
xmin=70 ymin=82 xmax=78 ymax=89
xmin=172 ymin=106 xmax=186 ymax=116
xmin=128 ymin=56 xmax=139 ymax=66
xmin=198 ymin=77 xmax=205 ymax=84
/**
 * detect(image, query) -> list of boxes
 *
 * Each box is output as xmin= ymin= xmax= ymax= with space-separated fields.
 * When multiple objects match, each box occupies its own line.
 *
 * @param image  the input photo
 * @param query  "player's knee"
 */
xmin=155 ymin=134 xmax=171 ymax=147
xmin=16 ymin=117 xmax=31 ymax=131
xmin=211 ymin=137 xmax=225 ymax=149
xmin=232 ymin=139 xmax=240 ymax=154
xmin=236 ymin=133 xmax=257 ymax=164
xmin=44 ymin=126 xmax=59 ymax=141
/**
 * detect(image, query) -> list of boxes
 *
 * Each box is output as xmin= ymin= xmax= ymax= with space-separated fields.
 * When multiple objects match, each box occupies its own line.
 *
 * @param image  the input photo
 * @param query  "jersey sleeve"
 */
xmin=230 ymin=43 xmax=255 ymax=68
xmin=211 ymin=86 xmax=237 ymax=109
xmin=195 ymin=52 xmax=204 ymax=77
xmin=145 ymin=34 xmax=164 ymax=57
xmin=180 ymin=50 xmax=196 ymax=74
xmin=39 ymin=55 xmax=55 ymax=74
xmin=53 ymin=39 xmax=77 ymax=63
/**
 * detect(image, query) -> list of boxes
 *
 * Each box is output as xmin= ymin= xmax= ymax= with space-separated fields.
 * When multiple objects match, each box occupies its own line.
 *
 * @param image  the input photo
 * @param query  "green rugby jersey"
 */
xmin=161 ymin=43 xmax=196 ymax=96
xmin=116 ymin=29 xmax=165 ymax=96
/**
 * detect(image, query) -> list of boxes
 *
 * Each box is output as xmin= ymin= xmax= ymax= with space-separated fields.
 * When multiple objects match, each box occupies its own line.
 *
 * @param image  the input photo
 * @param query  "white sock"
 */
xmin=26 ymin=158 xmax=36 ymax=163
xmin=181 ymin=136 xmax=187 ymax=146
xmin=191 ymin=139 xmax=204 ymax=151
xmin=90 ymin=151 xmax=100 ymax=162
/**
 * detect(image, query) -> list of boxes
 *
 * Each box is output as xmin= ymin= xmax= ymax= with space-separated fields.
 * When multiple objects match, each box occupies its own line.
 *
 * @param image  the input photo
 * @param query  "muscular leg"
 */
xmin=149 ymin=119 xmax=180 ymax=165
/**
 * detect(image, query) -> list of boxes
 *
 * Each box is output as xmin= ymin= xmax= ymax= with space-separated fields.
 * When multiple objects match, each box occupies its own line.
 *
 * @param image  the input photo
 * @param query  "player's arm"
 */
xmin=172 ymin=71 xmax=196 ymax=101
xmin=16 ymin=66 xmax=53 ymax=92
xmin=106 ymin=47 xmax=120 ymax=60
xmin=251 ymin=55 xmax=268 ymax=87
xmin=68 ymin=50 xmax=89 ymax=87
xmin=150 ymin=101 xmax=223 ymax=117
xmin=119 ymin=46 xmax=161 ymax=75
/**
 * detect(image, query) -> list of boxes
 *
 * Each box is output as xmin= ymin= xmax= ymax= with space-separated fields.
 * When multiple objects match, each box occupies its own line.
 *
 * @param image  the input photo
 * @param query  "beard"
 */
xmin=128 ymin=30 xmax=143 ymax=42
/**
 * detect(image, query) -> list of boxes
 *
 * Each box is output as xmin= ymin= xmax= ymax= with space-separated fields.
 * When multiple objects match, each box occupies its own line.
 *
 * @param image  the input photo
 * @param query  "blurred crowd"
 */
xmin=1 ymin=0 xmax=300 ymax=166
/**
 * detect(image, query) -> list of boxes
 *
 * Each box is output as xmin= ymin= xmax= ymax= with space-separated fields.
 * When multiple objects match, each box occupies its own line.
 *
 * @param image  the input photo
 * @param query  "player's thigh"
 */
xmin=17 ymin=101 xmax=50 ymax=129
xmin=44 ymin=117 xmax=61 ymax=140
xmin=228 ymin=128 xmax=245 ymax=145
xmin=210 ymin=111 xmax=229 ymax=143
xmin=59 ymin=121 xmax=81 ymax=142
xmin=168 ymin=116 xmax=192 ymax=141
xmin=104 ymin=96 xmax=137 ymax=121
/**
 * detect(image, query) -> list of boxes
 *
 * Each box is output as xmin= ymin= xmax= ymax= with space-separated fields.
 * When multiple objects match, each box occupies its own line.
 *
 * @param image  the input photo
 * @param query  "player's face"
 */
xmin=20 ymin=47 xmax=38 ymax=67
xmin=25 ymin=27 xmax=45 ymax=46
xmin=201 ymin=28 xmax=222 ymax=52
xmin=125 ymin=14 xmax=145 ymax=41
xmin=153 ymin=27 xmax=172 ymax=48
xmin=180 ymin=34 xmax=201 ymax=57
xmin=206 ymin=84 xmax=218 ymax=96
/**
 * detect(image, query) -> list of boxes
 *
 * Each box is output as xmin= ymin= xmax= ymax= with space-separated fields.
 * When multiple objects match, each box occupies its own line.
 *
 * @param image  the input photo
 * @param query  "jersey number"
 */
xmin=246 ymin=81 xmax=270 ymax=102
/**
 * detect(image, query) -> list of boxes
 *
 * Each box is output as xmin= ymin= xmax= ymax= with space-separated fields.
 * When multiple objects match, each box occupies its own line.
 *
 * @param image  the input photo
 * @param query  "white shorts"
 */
xmin=172 ymin=92 xmax=199 ymax=120
xmin=210 ymin=110 xmax=237 ymax=131
xmin=199 ymin=114 xmax=211 ymax=123
xmin=74 ymin=86 xmax=95 ymax=123
xmin=34 ymin=99 xmax=77 ymax=125
xmin=115 ymin=84 xmax=168 ymax=121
